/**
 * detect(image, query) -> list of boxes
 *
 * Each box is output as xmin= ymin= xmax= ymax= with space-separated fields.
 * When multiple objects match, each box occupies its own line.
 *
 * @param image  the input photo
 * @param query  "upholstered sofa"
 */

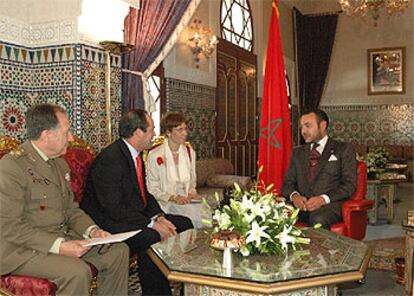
xmin=195 ymin=158 xmax=252 ymax=207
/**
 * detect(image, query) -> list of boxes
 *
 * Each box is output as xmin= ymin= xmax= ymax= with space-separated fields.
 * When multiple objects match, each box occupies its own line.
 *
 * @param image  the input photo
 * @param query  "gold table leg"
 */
xmin=405 ymin=231 xmax=414 ymax=295
xmin=386 ymin=184 xmax=395 ymax=224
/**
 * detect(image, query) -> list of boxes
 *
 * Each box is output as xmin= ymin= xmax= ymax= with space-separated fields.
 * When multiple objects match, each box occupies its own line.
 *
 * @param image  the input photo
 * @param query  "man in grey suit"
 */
xmin=282 ymin=109 xmax=357 ymax=229
xmin=0 ymin=104 xmax=129 ymax=295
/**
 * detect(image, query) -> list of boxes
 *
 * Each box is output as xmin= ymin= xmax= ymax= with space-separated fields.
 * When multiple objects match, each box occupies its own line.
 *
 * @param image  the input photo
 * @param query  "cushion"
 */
xmin=195 ymin=160 xmax=214 ymax=187
xmin=208 ymin=158 xmax=234 ymax=175
xmin=206 ymin=174 xmax=252 ymax=190
xmin=0 ymin=275 xmax=57 ymax=296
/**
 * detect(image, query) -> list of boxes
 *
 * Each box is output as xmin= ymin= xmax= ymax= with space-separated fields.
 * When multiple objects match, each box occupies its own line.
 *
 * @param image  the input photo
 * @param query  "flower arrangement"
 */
xmin=364 ymin=147 xmax=389 ymax=173
xmin=204 ymin=176 xmax=312 ymax=257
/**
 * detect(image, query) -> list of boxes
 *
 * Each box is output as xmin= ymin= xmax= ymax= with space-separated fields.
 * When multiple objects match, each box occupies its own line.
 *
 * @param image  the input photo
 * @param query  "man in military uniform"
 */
xmin=0 ymin=104 xmax=129 ymax=295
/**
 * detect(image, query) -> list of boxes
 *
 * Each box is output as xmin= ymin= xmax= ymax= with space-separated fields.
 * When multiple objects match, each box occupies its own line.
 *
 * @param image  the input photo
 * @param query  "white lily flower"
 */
xmin=277 ymin=224 xmax=295 ymax=252
xmin=246 ymin=221 xmax=270 ymax=248
xmin=240 ymin=195 xmax=254 ymax=212
xmin=250 ymin=203 xmax=266 ymax=221
xmin=212 ymin=209 xmax=222 ymax=222
xmin=244 ymin=212 xmax=256 ymax=223
xmin=217 ymin=212 xmax=231 ymax=228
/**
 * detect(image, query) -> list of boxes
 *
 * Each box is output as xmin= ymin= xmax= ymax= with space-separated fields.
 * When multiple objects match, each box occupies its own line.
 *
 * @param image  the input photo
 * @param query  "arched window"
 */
xmin=220 ymin=0 xmax=253 ymax=51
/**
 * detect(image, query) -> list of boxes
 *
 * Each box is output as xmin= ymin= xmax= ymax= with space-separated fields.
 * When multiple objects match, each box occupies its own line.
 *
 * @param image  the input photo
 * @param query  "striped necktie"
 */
xmin=308 ymin=143 xmax=320 ymax=180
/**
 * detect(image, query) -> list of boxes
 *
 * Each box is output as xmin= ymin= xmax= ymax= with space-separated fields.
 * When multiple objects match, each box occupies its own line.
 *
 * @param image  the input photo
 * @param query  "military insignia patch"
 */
xmin=27 ymin=168 xmax=51 ymax=185
xmin=10 ymin=148 xmax=24 ymax=158
xmin=65 ymin=172 xmax=71 ymax=182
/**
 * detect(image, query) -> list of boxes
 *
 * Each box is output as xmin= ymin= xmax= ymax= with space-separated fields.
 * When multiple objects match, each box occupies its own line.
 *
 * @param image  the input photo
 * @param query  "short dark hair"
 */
xmin=160 ymin=112 xmax=188 ymax=134
xmin=301 ymin=108 xmax=329 ymax=128
xmin=119 ymin=109 xmax=148 ymax=138
xmin=26 ymin=104 xmax=66 ymax=140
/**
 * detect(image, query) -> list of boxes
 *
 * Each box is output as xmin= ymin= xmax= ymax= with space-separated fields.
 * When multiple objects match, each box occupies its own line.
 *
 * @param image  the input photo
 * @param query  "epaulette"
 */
xmin=143 ymin=136 xmax=166 ymax=164
xmin=148 ymin=142 xmax=163 ymax=153
xmin=152 ymin=136 xmax=167 ymax=148
xmin=9 ymin=147 xmax=25 ymax=159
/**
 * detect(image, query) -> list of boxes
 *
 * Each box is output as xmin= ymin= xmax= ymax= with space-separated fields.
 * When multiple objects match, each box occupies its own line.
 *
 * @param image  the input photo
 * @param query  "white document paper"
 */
xmin=84 ymin=230 xmax=141 ymax=246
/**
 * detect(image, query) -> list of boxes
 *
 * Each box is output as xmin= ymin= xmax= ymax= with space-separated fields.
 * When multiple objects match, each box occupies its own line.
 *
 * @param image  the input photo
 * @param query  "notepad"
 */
xmin=84 ymin=230 xmax=141 ymax=246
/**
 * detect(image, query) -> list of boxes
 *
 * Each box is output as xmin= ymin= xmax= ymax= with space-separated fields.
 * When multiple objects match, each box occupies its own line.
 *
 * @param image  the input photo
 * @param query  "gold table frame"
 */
xmin=148 ymin=229 xmax=371 ymax=296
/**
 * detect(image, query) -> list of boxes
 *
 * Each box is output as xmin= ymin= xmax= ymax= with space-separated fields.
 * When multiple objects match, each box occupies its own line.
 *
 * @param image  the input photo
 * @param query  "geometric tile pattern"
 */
xmin=164 ymin=78 xmax=216 ymax=160
xmin=0 ymin=41 xmax=122 ymax=152
xmin=322 ymin=104 xmax=414 ymax=147
xmin=0 ymin=90 xmax=29 ymax=141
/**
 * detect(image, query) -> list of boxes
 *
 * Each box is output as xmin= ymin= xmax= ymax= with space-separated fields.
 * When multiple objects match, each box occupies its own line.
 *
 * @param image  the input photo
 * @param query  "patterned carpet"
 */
xmin=365 ymin=236 xmax=405 ymax=271
xmin=128 ymin=267 xmax=142 ymax=296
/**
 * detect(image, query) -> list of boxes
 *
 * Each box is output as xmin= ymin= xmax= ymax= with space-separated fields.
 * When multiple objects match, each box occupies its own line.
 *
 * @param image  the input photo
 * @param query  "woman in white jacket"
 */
xmin=146 ymin=112 xmax=209 ymax=228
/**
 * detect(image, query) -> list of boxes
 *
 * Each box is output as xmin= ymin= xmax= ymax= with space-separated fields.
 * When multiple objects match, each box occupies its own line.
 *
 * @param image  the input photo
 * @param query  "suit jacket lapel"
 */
xmin=22 ymin=142 xmax=60 ymax=187
xmin=117 ymin=139 xmax=141 ymax=194
xmin=313 ymin=138 xmax=335 ymax=180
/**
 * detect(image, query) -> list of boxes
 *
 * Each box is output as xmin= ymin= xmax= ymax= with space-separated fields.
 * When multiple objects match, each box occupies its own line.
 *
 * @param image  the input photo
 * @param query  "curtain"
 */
xmin=123 ymin=0 xmax=201 ymax=112
xmin=293 ymin=8 xmax=338 ymax=111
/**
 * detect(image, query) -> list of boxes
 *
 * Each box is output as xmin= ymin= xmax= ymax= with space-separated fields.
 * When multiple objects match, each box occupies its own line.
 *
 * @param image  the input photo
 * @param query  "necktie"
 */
xmin=308 ymin=143 xmax=320 ymax=180
xmin=136 ymin=155 xmax=147 ymax=207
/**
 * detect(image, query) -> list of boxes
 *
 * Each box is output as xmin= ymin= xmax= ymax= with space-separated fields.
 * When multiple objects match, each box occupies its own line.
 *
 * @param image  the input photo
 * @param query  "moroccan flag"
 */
xmin=258 ymin=0 xmax=292 ymax=193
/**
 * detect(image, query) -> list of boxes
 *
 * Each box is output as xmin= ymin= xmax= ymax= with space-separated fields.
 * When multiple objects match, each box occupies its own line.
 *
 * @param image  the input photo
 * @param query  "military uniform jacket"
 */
xmin=0 ymin=141 xmax=95 ymax=275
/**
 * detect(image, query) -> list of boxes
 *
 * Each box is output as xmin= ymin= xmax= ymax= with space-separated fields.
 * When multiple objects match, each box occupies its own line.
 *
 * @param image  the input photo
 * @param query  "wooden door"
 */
xmin=216 ymin=39 xmax=258 ymax=177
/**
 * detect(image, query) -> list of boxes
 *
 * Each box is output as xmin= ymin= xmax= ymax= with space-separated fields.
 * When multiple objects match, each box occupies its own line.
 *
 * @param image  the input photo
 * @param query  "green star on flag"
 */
xmin=260 ymin=118 xmax=283 ymax=149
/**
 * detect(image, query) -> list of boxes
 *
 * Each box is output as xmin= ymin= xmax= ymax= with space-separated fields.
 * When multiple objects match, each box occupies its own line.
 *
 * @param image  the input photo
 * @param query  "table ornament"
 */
xmin=209 ymin=230 xmax=245 ymax=250
xmin=203 ymin=168 xmax=316 ymax=257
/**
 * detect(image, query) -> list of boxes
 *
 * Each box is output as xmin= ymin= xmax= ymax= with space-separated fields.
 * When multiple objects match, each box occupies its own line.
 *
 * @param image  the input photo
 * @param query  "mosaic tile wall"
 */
xmin=164 ymin=78 xmax=216 ymax=159
xmin=322 ymin=104 xmax=414 ymax=147
xmin=0 ymin=41 xmax=121 ymax=151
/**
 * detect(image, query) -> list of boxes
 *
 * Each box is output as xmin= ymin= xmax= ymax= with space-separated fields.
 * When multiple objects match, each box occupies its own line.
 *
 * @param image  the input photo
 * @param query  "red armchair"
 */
xmin=0 ymin=135 xmax=97 ymax=296
xmin=296 ymin=161 xmax=374 ymax=240
xmin=330 ymin=161 xmax=374 ymax=240
xmin=0 ymin=135 xmax=20 ymax=159
xmin=63 ymin=136 xmax=96 ymax=202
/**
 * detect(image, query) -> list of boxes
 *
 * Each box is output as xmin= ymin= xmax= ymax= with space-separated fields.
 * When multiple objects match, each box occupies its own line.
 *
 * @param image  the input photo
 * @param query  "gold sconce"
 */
xmin=187 ymin=19 xmax=218 ymax=68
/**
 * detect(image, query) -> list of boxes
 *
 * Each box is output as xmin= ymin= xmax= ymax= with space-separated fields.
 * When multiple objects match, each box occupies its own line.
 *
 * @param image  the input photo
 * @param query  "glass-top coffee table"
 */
xmin=148 ymin=228 xmax=371 ymax=296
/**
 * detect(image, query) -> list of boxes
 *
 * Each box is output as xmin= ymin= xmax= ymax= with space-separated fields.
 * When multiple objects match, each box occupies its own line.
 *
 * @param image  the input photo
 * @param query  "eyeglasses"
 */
xmin=173 ymin=127 xmax=189 ymax=133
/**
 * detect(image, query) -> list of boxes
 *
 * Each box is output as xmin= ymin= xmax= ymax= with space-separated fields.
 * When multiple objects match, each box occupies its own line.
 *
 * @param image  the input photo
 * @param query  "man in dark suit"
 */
xmin=81 ymin=109 xmax=193 ymax=296
xmin=282 ymin=109 xmax=357 ymax=229
xmin=0 ymin=104 xmax=129 ymax=295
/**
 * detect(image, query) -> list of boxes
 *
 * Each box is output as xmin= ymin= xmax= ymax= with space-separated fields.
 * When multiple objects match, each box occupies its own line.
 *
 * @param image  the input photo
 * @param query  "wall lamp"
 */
xmin=187 ymin=19 xmax=218 ymax=68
